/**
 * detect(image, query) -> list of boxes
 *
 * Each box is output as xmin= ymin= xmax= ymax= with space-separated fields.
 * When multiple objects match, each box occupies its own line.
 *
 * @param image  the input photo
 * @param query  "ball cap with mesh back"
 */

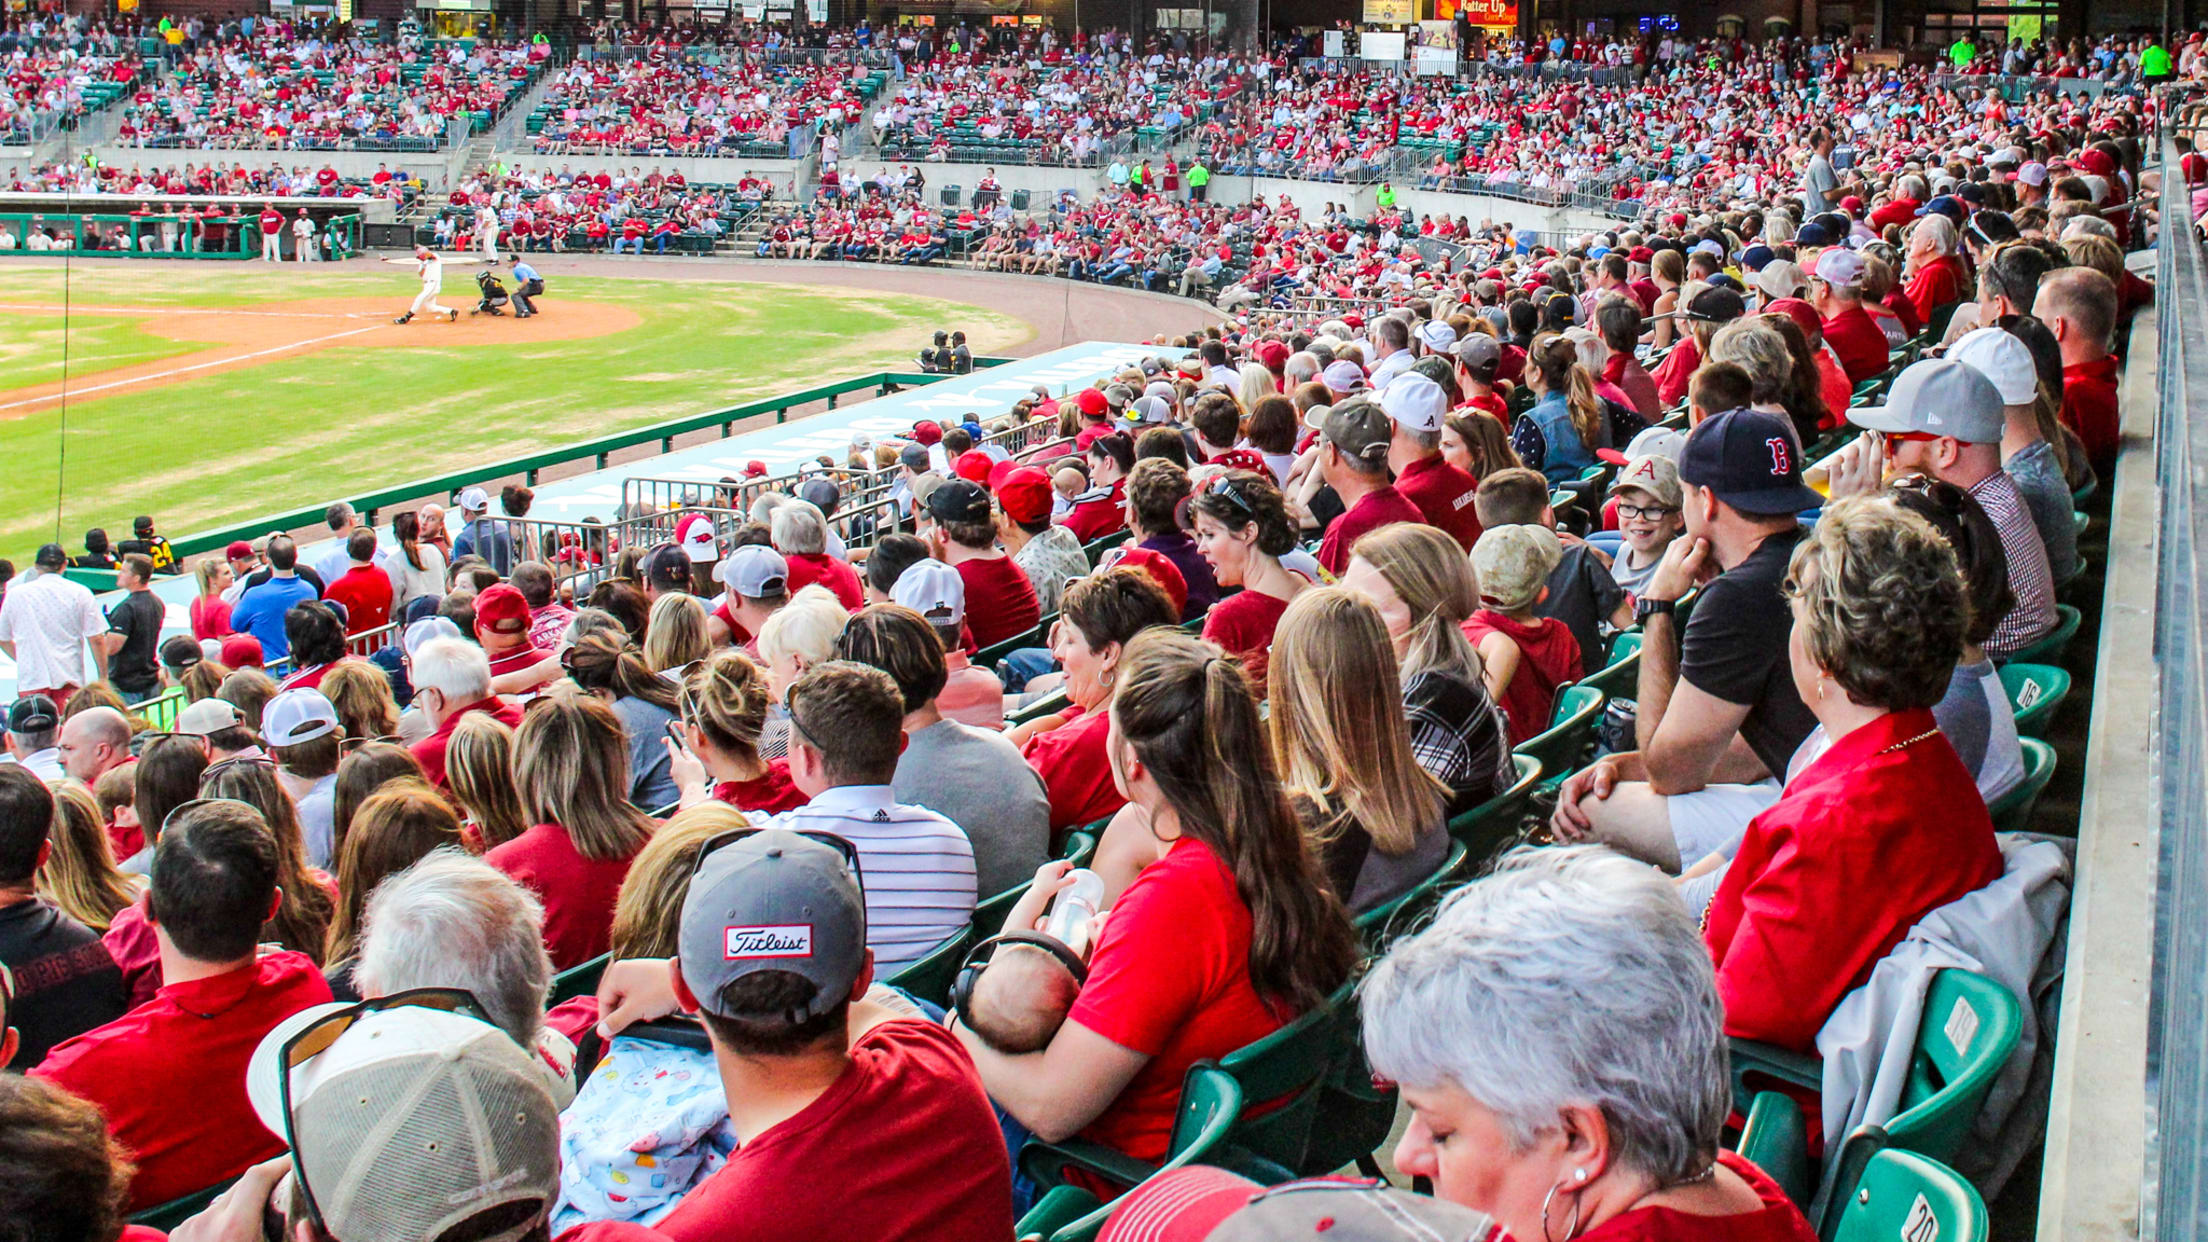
xmin=457 ymin=486 xmax=490 ymax=512
xmin=997 ymin=467 xmax=1055 ymax=525
xmin=892 ymin=558 xmax=965 ymax=629
xmin=264 ymin=689 xmax=339 ymax=746
xmin=1848 ymin=357 xmax=2004 ymax=444
xmin=473 ymin=584 xmax=531 ymax=636
xmin=1097 ymin=1168 xmax=1502 ymax=1242
xmin=1947 ymin=326 xmax=2040 ymax=406
xmin=1678 ymin=408 xmax=1824 ymax=513
xmin=675 ymin=514 xmax=719 ymax=563
xmin=678 ymin=828 xmax=867 ymax=1021
xmin=927 ymin=478 xmax=994 ymax=525
xmin=245 ymin=1005 xmax=561 ymax=1242
xmin=717 ymin=545 xmax=789 ymax=599
xmin=175 ymin=697 xmax=242 ymax=737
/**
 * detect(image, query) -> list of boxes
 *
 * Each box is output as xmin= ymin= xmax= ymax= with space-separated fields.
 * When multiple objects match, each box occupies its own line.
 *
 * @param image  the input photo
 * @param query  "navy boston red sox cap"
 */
xmin=1678 ymin=408 xmax=1823 ymax=516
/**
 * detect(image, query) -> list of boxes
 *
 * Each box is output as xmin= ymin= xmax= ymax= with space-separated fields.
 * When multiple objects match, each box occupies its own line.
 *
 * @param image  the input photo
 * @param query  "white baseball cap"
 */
xmin=675 ymin=513 xmax=719 ymax=563
xmin=1414 ymin=320 xmax=1457 ymax=353
xmin=1378 ymin=373 xmax=1448 ymax=434
xmin=263 ymin=689 xmax=339 ymax=747
xmin=175 ymin=697 xmax=243 ymax=737
xmin=892 ymin=558 xmax=965 ymax=629
xmin=1947 ymin=327 xmax=2039 ymax=406
xmin=715 ymin=544 xmax=788 ymax=599
xmin=402 ymin=616 xmax=463 ymax=658
xmin=456 ymin=486 xmax=490 ymax=512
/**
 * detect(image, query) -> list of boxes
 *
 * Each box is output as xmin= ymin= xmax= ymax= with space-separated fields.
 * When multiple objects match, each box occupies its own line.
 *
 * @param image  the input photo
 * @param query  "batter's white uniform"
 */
xmin=410 ymin=253 xmax=454 ymax=317
xmin=292 ymin=215 xmax=317 ymax=261
xmin=476 ymin=205 xmax=500 ymax=261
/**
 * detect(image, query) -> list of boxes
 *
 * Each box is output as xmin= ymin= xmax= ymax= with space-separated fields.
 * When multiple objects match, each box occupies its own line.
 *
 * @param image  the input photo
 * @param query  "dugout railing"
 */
xmin=0 ymin=210 xmax=364 ymax=259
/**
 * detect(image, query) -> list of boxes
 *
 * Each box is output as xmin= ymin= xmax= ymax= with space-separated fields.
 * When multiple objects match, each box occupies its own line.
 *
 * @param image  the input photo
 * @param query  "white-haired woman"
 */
xmin=770 ymin=498 xmax=863 ymax=610
xmin=753 ymin=584 xmax=849 ymax=760
xmin=1361 ymin=846 xmax=1817 ymax=1242
xmin=1901 ymin=212 xmax=1964 ymax=327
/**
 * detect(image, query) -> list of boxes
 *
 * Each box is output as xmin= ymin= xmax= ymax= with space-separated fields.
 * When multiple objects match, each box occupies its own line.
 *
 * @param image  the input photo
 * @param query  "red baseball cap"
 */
xmin=1107 ymin=546 xmax=1188 ymax=618
xmin=1254 ymin=340 xmax=1289 ymax=374
xmin=743 ymin=461 xmax=767 ymax=478
xmin=1762 ymin=297 xmax=1821 ymax=343
xmin=1075 ymin=387 xmax=1109 ymax=419
xmin=225 ymin=540 xmax=253 ymax=560
xmin=1207 ymin=448 xmax=1268 ymax=474
xmin=996 ymin=467 xmax=1054 ymax=525
xmin=1627 ymin=245 xmax=1654 ymax=263
xmin=955 ymin=450 xmax=994 ymax=484
xmin=473 ymin=583 xmax=531 ymax=636
xmin=911 ymin=420 xmax=943 ymax=446
xmin=220 ymin=634 xmax=264 ymax=669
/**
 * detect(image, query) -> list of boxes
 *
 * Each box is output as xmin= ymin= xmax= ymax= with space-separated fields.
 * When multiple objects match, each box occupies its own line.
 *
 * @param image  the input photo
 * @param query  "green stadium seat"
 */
xmin=1514 ymin=685 xmax=1605 ymax=794
xmin=1997 ymin=663 xmax=2070 ymax=738
xmin=1988 ymin=738 xmax=2056 ymax=832
xmin=1996 ymin=604 xmax=2081 ymax=666
xmin=548 ymin=952 xmax=610 ymax=1007
xmin=1014 ymin=1065 xmax=1245 ymax=1242
xmin=883 ymin=926 xmax=972 ymax=1007
xmin=1445 ymin=754 xmax=1540 ymax=863
xmin=1828 ymin=1150 xmax=1988 ymax=1242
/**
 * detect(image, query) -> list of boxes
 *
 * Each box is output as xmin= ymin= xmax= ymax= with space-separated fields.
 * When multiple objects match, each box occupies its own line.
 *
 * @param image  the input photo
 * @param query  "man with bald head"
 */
xmin=58 ymin=708 xmax=130 ymax=787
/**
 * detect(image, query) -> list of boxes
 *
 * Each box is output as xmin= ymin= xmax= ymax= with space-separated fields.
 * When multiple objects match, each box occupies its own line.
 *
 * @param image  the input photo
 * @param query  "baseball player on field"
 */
xmin=476 ymin=201 xmax=500 ymax=262
xmin=383 ymin=245 xmax=459 ymax=324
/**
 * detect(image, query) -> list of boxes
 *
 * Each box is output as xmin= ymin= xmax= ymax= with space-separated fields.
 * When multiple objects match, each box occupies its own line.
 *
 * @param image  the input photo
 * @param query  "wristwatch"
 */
xmin=1634 ymin=597 xmax=1677 ymax=626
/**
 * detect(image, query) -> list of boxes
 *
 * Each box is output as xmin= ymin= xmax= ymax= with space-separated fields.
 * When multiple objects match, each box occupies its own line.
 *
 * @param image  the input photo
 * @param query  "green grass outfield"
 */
xmin=0 ymin=265 xmax=1025 ymax=563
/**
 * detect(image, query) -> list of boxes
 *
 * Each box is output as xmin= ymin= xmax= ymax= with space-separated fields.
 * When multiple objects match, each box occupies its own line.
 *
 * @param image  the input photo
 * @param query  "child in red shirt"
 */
xmin=1462 ymin=524 xmax=1581 ymax=744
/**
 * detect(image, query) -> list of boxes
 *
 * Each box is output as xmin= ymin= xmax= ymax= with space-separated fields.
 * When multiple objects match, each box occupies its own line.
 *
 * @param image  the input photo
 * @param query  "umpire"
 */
xmin=508 ymin=253 xmax=545 ymax=319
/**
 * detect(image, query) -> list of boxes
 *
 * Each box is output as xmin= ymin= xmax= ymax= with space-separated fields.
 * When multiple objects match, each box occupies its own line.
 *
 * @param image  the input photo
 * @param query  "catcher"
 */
xmin=471 ymin=269 xmax=512 ymax=316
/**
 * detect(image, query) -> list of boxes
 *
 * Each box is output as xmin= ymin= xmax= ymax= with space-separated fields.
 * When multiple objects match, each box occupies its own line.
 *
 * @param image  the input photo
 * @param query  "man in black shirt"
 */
xmin=0 ymin=767 xmax=127 ymax=1069
xmin=100 ymin=555 xmax=166 ymax=704
xmin=114 ymin=515 xmax=178 ymax=575
xmin=1551 ymin=408 xmax=1821 ymax=873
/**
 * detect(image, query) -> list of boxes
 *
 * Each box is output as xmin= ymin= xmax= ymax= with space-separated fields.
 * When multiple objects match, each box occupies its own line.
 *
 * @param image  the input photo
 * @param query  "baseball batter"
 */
xmin=475 ymin=202 xmax=500 ymax=262
xmin=383 ymin=246 xmax=459 ymax=324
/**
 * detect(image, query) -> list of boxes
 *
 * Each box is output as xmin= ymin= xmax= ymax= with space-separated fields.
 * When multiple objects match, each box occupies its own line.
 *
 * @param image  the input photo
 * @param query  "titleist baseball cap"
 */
xmin=678 ymin=829 xmax=868 ymax=1022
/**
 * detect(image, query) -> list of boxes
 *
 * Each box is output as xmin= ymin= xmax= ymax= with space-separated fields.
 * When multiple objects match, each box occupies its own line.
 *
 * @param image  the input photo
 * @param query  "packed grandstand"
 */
xmin=0 ymin=7 xmax=2193 ymax=1242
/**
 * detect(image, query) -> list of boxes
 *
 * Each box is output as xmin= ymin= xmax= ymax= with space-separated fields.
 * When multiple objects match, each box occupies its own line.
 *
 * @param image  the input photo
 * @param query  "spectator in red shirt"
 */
xmin=668 ymin=649 xmax=809 ymax=815
xmin=1380 ymin=372 xmax=1483 ymax=553
xmin=321 ymin=528 xmax=392 ymax=638
xmin=772 ymin=499 xmax=863 ymax=612
xmin=1061 ymin=432 xmax=1134 ymax=543
xmin=1191 ymin=470 xmax=1308 ymax=687
xmin=32 ymin=799 xmax=335 ymax=1212
xmin=0 ymin=768 xmax=127 ymax=1069
xmin=1463 ymin=525 xmax=1581 ymax=744
xmin=1012 ymin=567 xmax=1179 ymax=837
xmin=1313 ymin=398 xmax=1426 ymax=577
xmin=475 ymin=584 xmax=559 ymax=694
xmin=406 ymin=637 xmax=524 ymax=788
xmin=927 ymin=479 xmax=1041 ymax=648
xmin=571 ymin=829 xmax=1013 ymax=1242
xmin=1360 ymin=847 xmax=1819 ymax=1242
xmin=960 ymin=629 xmax=1357 ymax=1176
xmin=1806 ymin=247 xmax=1889 ymax=384
xmin=1596 ymin=299 xmax=1663 ymax=418
xmin=1703 ymin=496 xmax=2002 ymax=1052
xmin=1901 ymin=212 xmax=1965 ymax=328
xmin=485 ymin=694 xmax=651 ymax=969
xmin=2033 ymin=266 xmax=2122 ymax=479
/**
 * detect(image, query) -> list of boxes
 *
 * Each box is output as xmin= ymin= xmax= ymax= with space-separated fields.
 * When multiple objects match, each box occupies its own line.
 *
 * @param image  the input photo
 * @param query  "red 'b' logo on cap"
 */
xmin=1766 ymin=437 xmax=1793 ymax=476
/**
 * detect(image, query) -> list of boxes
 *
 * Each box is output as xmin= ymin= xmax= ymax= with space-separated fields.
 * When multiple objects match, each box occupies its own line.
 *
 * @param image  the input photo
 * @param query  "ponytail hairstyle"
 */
xmin=394 ymin=509 xmax=427 ymax=573
xmin=1529 ymin=333 xmax=1603 ymax=453
xmin=565 ymin=627 xmax=682 ymax=713
xmin=680 ymin=650 xmax=774 ymax=766
xmin=1110 ymin=629 xmax=1358 ymax=1015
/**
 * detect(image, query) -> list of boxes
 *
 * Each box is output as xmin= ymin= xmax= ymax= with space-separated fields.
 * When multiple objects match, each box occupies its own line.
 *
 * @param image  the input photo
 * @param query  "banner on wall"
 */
xmin=1361 ymin=29 xmax=1407 ymax=59
xmin=1362 ymin=0 xmax=1415 ymax=25
xmin=1323 ymin=28 xmax=1346 ymax=55
xmin=1436 ymin=0 xmax=1517 ymax=27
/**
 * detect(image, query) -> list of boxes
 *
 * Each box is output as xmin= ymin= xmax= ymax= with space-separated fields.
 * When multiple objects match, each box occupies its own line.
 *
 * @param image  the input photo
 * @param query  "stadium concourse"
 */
xmin=0 ymin=13 xmax=2198 ymax=1242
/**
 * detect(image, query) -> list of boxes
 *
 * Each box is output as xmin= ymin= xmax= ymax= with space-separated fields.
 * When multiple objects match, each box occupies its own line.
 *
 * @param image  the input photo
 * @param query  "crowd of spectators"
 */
xmin=0 ymin=19 xmax=2170 ymax=1242
xmin=4 ymin=158 xmax=414 ymax=202
xmin=1 ymin=18 xmax=146 ymax=143
xmin=528 ymin=54 xmax=874 ymax=157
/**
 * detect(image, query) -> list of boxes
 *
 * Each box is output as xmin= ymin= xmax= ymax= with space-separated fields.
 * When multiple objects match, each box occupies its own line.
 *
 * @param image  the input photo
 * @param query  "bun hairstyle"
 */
xmin=1187 ymin=469 xmax=1298 ymax=558
xmin=681 ymin=650 xmax=775 ymax=762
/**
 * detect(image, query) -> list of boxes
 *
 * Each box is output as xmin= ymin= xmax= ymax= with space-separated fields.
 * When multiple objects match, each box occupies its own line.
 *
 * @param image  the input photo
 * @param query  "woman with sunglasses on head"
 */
xmin=490 ymin=694 xmax=655 ymax=969
xmin=953 ymin=629 xmax=1358 ymax=1186
xmin=1189 ymin=469 xmax=1307 ymax=686
xmin=200 ymin=758 xmax=339 ymax=967
xmin=665 ymin=650 xmax=808 ymax=816
xmin=563 ymin=628 xmax=683 ymax=812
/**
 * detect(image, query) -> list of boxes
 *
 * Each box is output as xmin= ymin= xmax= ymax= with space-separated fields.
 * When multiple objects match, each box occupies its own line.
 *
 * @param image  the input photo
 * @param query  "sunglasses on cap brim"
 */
xmin=276 ymin=988 xmax=493 ymax=1236
xmin=690 ymin=826 xmax=865 ymax=894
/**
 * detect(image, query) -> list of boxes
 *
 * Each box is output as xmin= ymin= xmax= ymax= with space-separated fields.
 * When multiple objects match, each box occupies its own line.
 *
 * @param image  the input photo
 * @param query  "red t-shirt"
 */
xmin=1020 ymin=704 xmax=1124 ymax=835
xmin=1316 ymin=485 xmax=1426 ymax=576
xmin=1903 ymin=255 xmax=1963 ymax=326
xmin=1393 ymin=454 xmax=1483 ymax=553
xmin=323 ymin=565 xmax=393 ymax=636
xmin=1574 ymin=1152 xmax=1816 ymax=1241
xmin=1066 ymin=836 xmax=1289 ymax=1165
xmin=1462 ymin=611 xmax=1581 ymax=744
xmin=1457 ymin=391 xmax=1509 ymax=422
xmin=2061 ymin=355 xmax=2120 ymax=476
xmin=1652 ymin=335 xmax=1702 ymax=408
xmin=1200 ymin=588 xmax=1292 ymax=687
xmin=785 ymin=552 xmax=864 ymax=612
xmin=712 ymin=760 xmax=809 ymax=814
xmin=483 ymin=822 xmax=639 ymax=969
xmin=1820 ymin=305 xmax=1889 ymax=384
xmin=31 ymin=951 xmax=334 ymax=1211
xmin=1060 ymin=481 xmax=1126 ymax=543
xmin=1704 ymin=709 xmax=2002 ymax=1052
xmin=954 ymin=555 xmax=1041 ymax=650
xmin=555 ymin=1021 xmax=1011 ymax=1242
xmin=411 ymin=697 xmax=525 ymax=788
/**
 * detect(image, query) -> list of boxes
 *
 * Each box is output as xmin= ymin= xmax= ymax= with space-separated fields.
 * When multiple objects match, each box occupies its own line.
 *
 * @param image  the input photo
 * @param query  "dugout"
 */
xmin=0 ymin=196 xmax=371 ymax=260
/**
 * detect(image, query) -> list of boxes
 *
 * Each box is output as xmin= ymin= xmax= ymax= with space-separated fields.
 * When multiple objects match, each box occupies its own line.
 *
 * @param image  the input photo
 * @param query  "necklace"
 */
xmin=1875 ymin=726 xmax=1941 ymax=756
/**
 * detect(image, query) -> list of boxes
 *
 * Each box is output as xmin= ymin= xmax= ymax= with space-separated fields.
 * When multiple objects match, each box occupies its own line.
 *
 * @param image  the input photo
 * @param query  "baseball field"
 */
xmin=0 ymin=258 xmax=1028 ymax=563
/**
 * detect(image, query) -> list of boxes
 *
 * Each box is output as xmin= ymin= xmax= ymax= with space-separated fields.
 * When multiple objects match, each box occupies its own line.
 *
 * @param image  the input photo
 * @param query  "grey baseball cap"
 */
xmin=1452 ymin=332 xmax=1500 ymax=374
xmin=1307 ymin=397 xmax=1395 ymax=465
xmin=678 ymin=829 xmax=867 ymax=1021
xmin=1848 ymin=357 xmax=2004 ymax=444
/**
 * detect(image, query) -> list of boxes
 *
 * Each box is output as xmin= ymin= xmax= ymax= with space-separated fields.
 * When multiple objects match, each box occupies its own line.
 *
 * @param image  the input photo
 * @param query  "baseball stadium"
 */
xmin=0 ymin=8 xmax=2201 ymax=1242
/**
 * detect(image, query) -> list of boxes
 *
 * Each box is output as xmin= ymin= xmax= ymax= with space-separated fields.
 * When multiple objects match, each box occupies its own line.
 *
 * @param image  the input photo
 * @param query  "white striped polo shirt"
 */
xmin=766 ymin=785 xmax=978 ymax=976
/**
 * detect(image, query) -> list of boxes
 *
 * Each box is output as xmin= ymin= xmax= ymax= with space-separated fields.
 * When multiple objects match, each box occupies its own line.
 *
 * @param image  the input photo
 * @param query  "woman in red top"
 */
xmin=191 ymin=556 xmax=234 ymax=641
xmin=1362 ymin=847 xmax=1817 ymax=1242
xmin=1901 ymin=213 xmax=1966 ymax=327
xmin=486 ymin=696 xmax=653 ymax=969
xmin=1011 ymin=567 xmax=1180 ymax=838
xmin=956 ymin=629 xmax=1358 ymax=1172
xmin=1703 ymin=497 xmax=2002 ymax=1053
xmin=1191 ymin=470 xmax=1307 ymax=688
xmin=666 ymin=649 xmax=807 ymax=815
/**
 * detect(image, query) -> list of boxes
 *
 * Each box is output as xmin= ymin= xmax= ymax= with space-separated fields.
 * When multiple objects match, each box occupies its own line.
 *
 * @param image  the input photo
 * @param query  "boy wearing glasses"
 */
xmin=1605 ymin=453 xmax=1688 ymax=601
